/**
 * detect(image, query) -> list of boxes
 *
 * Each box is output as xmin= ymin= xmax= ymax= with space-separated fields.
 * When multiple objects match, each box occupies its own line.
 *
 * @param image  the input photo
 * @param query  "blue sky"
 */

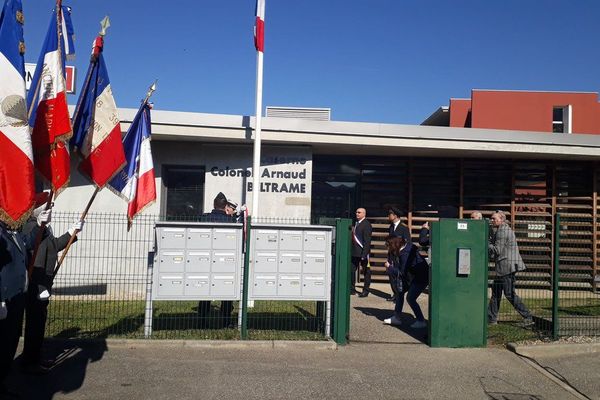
xmin=21 ymin=0 xmax=600 ymax=124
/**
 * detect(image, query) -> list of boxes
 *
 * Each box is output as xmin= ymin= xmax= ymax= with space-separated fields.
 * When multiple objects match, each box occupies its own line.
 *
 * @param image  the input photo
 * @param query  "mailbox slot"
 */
xmin=159 ymin=251 xmax=185 ymax=273
xmin=159 ymin=228 xmax=186 ymax=249
xmin=186 ymin=251 xmax=210 ymax=272
xmin=279 ymin=252 xmax=302 ymax=273
xmin=158 ymin=274 xmax=184 ymax=296
xmin=184 ymin=274 xmax=210 ymax=296
xmin=187 ymin=228 xmax=212 ymax=249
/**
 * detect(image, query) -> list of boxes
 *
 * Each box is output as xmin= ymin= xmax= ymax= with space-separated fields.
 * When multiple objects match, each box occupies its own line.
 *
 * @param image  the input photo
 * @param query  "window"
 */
xmin=162 ymin=165 xmax=205 ymax=220
xmin=553 ymin=105 xmax=572 ymax=133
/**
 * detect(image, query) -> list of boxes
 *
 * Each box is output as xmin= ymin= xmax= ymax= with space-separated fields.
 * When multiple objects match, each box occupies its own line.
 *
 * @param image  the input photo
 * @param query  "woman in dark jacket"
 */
xmin=383 ymin=236 xmax=429 ymax=328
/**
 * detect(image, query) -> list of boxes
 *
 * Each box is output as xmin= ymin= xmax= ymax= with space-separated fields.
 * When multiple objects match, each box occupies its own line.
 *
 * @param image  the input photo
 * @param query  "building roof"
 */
xmin=118 ymin=108 xmax=600 ymax=161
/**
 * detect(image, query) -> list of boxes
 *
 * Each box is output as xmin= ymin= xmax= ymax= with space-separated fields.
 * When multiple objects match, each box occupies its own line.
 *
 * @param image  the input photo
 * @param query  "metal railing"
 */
xmin=493 ymin=214 xmax=600 ymax=339
xmin=46 ymin=212 xmax=346 ymax=341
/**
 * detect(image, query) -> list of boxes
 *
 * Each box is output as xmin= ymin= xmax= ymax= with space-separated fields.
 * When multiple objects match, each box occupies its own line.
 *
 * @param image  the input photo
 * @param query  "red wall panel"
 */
xmin=470 ymin=90 xmax=600 ymax=134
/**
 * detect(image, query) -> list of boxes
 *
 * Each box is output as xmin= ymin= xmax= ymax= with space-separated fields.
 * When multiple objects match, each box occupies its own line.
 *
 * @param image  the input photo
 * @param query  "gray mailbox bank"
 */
xmin=144 ymin=221 xmax=244 ymax=336
xmin=249 ymin=224 xmax=333 ymax=301
xmin=144 ymin=221 xmax=333 ymax=337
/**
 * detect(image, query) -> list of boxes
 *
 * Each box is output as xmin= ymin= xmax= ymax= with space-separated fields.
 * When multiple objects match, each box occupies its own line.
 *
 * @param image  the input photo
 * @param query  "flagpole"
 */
xmin=251 ymin=1 xmax=265 ymax=219
xmin=27 ymin=190 xmax=54 ymax=279
xmin=53 ymin=80 xmax=157 ymax=277
xmin=26 ymin=0 xmax=62 ymax=122
xmin=53 ymin=186 xmax=99 ymax=277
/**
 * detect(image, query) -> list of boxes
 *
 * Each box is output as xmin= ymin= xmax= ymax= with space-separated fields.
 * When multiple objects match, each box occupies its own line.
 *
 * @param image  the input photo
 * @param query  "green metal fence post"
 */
xmin=552 ymin=213 xmax=560 ymax=340
xmin=332 ymin=218 xmax=352 ymax=345
xmin=241 ymin=217 xmax=252 ymax=340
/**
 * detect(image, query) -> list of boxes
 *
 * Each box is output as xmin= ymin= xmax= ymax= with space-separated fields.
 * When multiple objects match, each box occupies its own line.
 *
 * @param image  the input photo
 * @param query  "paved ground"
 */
xmin=6 ymin=340 xmax=586 ymax=400
xmin=509 ymin=342 xmax=600 ymax=400
xmin=350 ymin=282 xmax=429 ymax=344
xmin=5 ymin=282 xmax=598 ymax=399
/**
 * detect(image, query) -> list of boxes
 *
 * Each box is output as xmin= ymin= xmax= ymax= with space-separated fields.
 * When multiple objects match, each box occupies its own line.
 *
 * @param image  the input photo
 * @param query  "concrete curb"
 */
xmin=41 ymin=338 xmax=338 ymax=351
xmin=507 ymin=341 xmax=600 ymax=358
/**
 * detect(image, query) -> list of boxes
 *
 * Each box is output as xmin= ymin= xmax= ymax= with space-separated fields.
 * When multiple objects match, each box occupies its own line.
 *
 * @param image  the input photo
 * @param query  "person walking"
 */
xmin=350 ymin=208 xmax=372 ymax=297
xmin=488 ymin=211 xmax=533 ymax=326
xmin=383 ymin=236 xmax=429 ymax=328
xmin=386 ymin=207 xmax=410 ymax=301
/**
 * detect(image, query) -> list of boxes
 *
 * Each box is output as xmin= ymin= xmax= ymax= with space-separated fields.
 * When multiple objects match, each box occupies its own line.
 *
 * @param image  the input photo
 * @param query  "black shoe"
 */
xmin=387 ymin=296 xmax=397 ymax=302
xmin=519 ymin=318 xmax=534 ymax=327
xmin=21 ymin=362 xmax=50 ymax=375
xmin=0 ymin=384 xmax=21 ymax=399
xmin=350 ymin=290 xmax=358 ymax=296
xmin=358 ymin=291 xmax=369 ymax=298
xmin=39 ymin=359 xmax=55 ymax=369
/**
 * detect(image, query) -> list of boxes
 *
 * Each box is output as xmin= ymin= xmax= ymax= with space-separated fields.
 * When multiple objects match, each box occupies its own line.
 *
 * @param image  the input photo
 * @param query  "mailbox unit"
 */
xmin=152 ymin=222 xmax=243 ymax=300
xmin=249 ymin=224 xmax=333 ymax=301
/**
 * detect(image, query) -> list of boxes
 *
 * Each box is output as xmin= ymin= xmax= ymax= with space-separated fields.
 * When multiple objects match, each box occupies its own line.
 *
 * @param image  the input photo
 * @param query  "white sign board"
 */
xmin=25 ymin=63 xmax=76 ymax=94
xmin=203 ymin=145 xmax=312 ymax=221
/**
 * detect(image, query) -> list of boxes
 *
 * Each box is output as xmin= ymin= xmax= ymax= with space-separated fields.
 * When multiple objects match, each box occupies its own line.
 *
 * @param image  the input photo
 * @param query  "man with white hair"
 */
xmin=488 ymin=211 xmax=533 ymax=326
xmin=470 ymin=211 xmax=483 ymax=220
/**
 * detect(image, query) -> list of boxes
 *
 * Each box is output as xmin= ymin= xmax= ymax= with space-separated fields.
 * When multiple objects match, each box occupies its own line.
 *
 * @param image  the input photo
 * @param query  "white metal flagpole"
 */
xmin=251 ymin=0 xmax=265 ymax=219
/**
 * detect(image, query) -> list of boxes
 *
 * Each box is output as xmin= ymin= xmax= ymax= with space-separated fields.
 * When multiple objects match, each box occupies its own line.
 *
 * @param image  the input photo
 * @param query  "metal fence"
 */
xmin=45 ymin=211 xmax=599 ymax=342
xmin=493 ymin=214 xmax=600 ymax=340
xmin=46 ymin=212 xmax=331 ymax=341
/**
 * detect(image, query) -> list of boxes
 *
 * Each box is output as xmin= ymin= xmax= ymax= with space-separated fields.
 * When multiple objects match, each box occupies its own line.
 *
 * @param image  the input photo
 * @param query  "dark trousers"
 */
xmin=394 ymin=281 xmax=427 ymax=321
xmin=0 ymin=292 xmax=26 ymax=385
xmin=197 ymin=301 xmax=234 ymax=327
xmin=23 ymin=282 xmax=50 ymax=365
xmin=488 ymin=272 xmax=531 ymax=322
xmin=351 ymin=257 xmax=370 ymax=292
xmin=387 ymin=270 xmax=398 ymax=297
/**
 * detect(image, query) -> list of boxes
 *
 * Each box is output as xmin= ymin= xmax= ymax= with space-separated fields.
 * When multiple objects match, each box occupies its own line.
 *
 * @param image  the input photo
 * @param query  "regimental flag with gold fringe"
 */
xmin=71 ymin=28 xmax=126 ymax=188
xmin=107 ymin=101 xmax=155 ymax=230
xmin=0 ymin=0 xmax=34 ymax=227
xmin=26 ymin=1 xmax=74 ymax=195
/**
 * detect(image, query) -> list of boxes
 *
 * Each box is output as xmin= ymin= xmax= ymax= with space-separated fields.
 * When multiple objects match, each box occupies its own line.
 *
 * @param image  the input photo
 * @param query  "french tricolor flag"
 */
xmin=107 ymin=103 xmax=155 ymax=230
xmin=0 ymin=0 xmax=35 ymax=227
xmin=254 ymin=0 xmax=265 ymax=52
xmin=71 ymin=35 xmax=126 ymax=188
xmin=26 ymin=2 xmax=75 ymax=195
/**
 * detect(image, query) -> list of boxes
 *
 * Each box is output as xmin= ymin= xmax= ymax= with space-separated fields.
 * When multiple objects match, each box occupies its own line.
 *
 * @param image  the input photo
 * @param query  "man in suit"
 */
xmin=488 ymin=211 xmax=532 ymax=326
xmin=351 ymin=208 xmax=372 ymax=297
xmin=386 ymin=207 xmax=410 ymax=301
xmin=0 ymin=208 xmax=48 ymax=396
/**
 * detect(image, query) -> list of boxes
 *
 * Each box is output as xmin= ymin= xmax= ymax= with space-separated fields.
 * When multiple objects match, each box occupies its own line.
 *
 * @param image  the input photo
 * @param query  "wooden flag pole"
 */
xmin=53 ymin=80 xmax=157 ymax=277
xmin=53 ymin=187 xmax=99 ymax=277
xmin=52 ymin=17 xmax=113 ymax=278
xmin=27 ymin=190 xmax=54 ymax=279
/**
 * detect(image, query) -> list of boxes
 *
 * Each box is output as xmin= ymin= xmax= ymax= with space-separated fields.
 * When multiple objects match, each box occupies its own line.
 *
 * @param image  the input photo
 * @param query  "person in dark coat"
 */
xmin=386 ymin=207 xmax=410 ymax=301
xmin=383 ymin=236 xmax=429 ymax=328
xmin=350 ymin=208 xmax=372 ymax=297
xmin=0 ymin=208 xmax=47 ymax=397
xmin=20 ymin=195 xmax=83 ymax=374
xmin=198 ymin=192 xmax=235 ymax=328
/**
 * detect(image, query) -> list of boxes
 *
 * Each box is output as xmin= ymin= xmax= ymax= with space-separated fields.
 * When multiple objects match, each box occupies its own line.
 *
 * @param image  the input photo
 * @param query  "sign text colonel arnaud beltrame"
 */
xmin=210 ymin=156 xmax=308 ymax=193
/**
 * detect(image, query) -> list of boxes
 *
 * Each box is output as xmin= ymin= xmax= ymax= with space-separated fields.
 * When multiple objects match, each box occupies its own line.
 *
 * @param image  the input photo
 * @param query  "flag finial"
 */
xmin=146 ymin=80 xmax=157 ymax=101
xmin=100 ymin=16 xmax=110 ymax=36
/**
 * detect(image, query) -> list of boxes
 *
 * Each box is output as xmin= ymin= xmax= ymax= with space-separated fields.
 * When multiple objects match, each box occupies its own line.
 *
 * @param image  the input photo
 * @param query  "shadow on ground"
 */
xmin=353 ymin=306 xmax=428 ymax=344
xmin=8 ymin=338 xmax=107 ymax=400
